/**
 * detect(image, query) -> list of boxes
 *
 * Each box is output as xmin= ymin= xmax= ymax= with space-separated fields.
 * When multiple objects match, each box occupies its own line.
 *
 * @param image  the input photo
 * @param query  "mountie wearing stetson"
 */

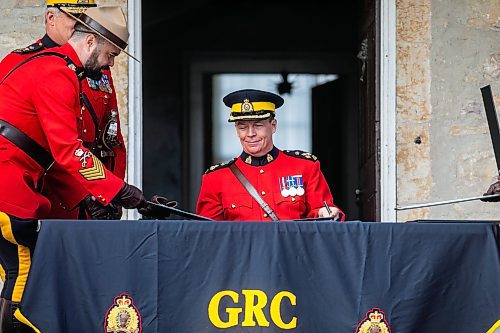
xmin=0 ymin=0 xmax=127 ymax=221
xmin=0 ymin=6 xmax=146 ymax=332
xmin=196 ymin=89 xmax=345 ymax=221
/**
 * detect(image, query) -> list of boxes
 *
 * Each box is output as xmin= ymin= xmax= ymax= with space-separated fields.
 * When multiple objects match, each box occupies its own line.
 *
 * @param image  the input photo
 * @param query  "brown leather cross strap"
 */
xmin=229 ymin=163 xmax=280 ymax=221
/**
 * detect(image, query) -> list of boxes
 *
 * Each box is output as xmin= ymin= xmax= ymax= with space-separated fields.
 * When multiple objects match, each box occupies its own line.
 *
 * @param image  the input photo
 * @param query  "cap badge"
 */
xmin=241 ymin=98 xmax=254 ymax=113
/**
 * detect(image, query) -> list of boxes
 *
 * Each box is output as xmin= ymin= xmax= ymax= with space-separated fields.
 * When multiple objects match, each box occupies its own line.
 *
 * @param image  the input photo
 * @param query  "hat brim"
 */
xmin=61 ymin=7 xmax=140 ymax=63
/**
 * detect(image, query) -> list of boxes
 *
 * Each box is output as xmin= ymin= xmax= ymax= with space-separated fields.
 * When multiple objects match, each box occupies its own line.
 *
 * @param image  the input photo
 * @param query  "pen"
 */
xmin=323 ymin=200 xmax=332 ymax=216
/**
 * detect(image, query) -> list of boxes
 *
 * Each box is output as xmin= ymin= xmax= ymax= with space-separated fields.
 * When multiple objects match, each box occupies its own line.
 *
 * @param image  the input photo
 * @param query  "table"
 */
xmin=17 ymin=220 xmax=500 ymax=333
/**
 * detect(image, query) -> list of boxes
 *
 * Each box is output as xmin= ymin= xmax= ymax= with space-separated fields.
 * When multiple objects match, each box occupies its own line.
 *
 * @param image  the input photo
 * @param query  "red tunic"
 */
xmin=0 ymin=35 xmax=127 ymax=218
xmin=0 ymin=43 xmax=123 ymax=219
xmin=196 ymin=147 xmax=345 ymax=221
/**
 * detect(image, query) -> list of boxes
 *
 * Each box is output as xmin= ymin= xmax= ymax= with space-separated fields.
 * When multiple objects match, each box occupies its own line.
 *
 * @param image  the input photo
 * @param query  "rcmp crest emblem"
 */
xmin=355 ymin=308 xmax=392 ymax=333
xmin=104 ymin=293 xmax=142 ymax=333
xmin=241 ymin=98 xmax=254 ymax=112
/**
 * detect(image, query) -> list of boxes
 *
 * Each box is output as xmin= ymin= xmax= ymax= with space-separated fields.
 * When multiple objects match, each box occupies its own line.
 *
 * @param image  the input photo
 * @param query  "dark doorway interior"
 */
xmin=142 ymin=0 xmax=378 ymax=220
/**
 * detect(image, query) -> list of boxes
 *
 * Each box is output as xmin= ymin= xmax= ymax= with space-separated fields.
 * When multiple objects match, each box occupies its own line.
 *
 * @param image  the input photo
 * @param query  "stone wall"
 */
xmin=396 ymin=0 xmax=500 ymax=220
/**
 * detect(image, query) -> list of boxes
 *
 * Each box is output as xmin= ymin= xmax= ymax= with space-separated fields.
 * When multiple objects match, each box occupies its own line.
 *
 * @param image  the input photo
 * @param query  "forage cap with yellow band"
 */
xmin=46 ymin=0 xmax=96 ymax=14
xmin=223 ymin=89 xmax=284 ymax=122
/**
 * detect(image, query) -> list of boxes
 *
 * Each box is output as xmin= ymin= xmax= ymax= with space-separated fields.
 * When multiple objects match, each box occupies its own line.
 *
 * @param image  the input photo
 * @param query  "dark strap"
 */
xmin=0 ymin=119 xmax=54 ymax=170
xmin=0 ymin=51 xmax=84 ymax=86
xmin=229 ymin=163 xmax=280 ymax=221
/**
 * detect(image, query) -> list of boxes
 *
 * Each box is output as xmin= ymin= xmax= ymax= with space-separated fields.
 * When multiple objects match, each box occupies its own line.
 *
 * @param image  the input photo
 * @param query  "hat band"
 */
xmin=231 ymin=101 xmax=275 ymax=113
xmin=228 ymin=111 xmax=273 ymax=122
xmin=48 ymin=3 xmax=96 ymax=8
xmin=80 ymin=13 xmax=127 ymax=50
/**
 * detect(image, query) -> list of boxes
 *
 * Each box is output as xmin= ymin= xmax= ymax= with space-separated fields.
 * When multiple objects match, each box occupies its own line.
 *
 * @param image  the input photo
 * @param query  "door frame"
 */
xmin=380 ymin=0 xmax=397 ymax=221
xmin=130 ymin=0 xmax=397 ymax=220
xmin=126 ymin=0 xmax=143 ymax=220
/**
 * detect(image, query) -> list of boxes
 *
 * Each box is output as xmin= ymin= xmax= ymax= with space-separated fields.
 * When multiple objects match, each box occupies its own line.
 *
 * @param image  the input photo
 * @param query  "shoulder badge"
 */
xmin=12 ymin=42 xmax=44 ymax=55
xmin=355 ymin=308 xmax=392 ymax=333
xmin=282 ymin=150 xmax=318 ymax=162
xmin=104 ymin=293 xmax=142 ymax=333
xmin=205 ymin=158 xmax=237 ymax=174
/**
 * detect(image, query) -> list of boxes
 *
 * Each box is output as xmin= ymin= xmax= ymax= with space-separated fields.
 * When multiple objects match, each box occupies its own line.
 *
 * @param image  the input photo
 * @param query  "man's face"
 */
xmin=84 ymin=38 xmax=121 ymax=80
xmin=46 ymin=10 xmax=76 ymax=46
xmin=235 ymin=119 xmax=276 ymax=157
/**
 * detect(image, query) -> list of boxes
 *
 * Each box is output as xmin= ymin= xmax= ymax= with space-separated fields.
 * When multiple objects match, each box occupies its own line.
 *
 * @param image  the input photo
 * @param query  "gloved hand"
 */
xmin=111 ymin=183 xmax=146 ymax=209
xmin=138 ymin=195 xmax=178 ymax=219
xmin=480 ymin=179 xmax=500 ymax=202
xmin=83 ymin=195 xmax=123 ymax=220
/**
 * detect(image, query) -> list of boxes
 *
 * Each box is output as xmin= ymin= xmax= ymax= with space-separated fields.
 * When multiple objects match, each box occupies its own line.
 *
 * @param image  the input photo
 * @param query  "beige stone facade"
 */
xmin=396 ymin=0 xmax=499 ymax=220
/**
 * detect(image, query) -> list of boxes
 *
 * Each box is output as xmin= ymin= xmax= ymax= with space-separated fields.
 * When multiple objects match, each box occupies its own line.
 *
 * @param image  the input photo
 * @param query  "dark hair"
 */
xmin=72 ymin=22 xmax=105 ymax=44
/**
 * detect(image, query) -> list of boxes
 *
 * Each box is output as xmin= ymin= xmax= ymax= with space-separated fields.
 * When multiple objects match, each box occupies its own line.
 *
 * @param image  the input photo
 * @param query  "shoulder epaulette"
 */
xmin=205 ymin=158 xmax=237 ymax=174
xmin=12 ymin=42 xmax=44 ymax=55
xmin=282 ymin=150 xmax=318 ymax=162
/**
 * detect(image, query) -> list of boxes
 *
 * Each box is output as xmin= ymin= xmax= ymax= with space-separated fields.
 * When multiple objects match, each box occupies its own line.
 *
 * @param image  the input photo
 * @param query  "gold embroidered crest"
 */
xmin=355 ymin=308 xmax=391 ymax=333
xmin=104 ymin=294 xmax=142 ymax=333
xmin=245 ymin=156 xmax=252 ymax=164
xmin=241 ymin=98 xmax=254 ymax=113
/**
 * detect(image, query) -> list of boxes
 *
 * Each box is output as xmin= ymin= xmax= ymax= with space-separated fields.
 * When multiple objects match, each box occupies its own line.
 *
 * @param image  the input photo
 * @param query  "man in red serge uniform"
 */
xmin=196 ymin=89 xmax=345 ymax=222
xmin=0 ymin=0 xmax=127 ymax=220
xmin=0 ymin=7 xmax=145 ymax=331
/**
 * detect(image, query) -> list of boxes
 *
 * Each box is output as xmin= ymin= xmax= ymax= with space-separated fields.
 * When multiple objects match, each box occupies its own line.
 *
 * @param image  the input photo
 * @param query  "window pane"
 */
xmin=212 ymin=74 xmax=337 ymax=162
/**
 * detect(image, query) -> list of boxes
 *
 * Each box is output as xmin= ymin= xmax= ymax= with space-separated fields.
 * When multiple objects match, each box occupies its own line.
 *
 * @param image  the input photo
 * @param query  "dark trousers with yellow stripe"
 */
xmin=0 ymin=212 xmax=37 ymax=333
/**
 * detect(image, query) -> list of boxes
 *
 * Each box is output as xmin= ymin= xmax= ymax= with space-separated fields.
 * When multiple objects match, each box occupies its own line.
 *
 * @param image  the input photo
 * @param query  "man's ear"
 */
xmin=271 ymin=119 xmax=277 ymax=133
xmin=46 ymin=11 xmax=55 ymax=26
xmin=86 ymin=34 xmax=96 ymax=50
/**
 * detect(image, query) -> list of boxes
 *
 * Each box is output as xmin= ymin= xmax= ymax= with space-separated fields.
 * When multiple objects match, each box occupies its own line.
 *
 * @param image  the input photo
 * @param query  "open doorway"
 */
xmin=141 ymin=0 xmax=379 ymax=220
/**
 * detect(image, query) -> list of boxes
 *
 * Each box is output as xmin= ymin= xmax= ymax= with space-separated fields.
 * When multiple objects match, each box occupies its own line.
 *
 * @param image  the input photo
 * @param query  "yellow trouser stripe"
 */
xmin=14 ymin=309 xmax=41 ymax=333
xmin=0 ymin=212 xmax=32 ymax=302
xmin=0 ymin=264 xmax=5 ymax=283
xmin=486 ymin=320 xmax=500 ymax=333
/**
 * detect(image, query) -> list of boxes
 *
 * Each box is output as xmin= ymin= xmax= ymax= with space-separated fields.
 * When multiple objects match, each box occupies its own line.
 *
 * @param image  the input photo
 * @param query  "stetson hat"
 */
xmin=223 ymin=89 xmax=284 ymax=122
xmin=63 ymin=6 xmax=139 ymax=62
xmin=46 ymin=0 xmax=96 ymax=14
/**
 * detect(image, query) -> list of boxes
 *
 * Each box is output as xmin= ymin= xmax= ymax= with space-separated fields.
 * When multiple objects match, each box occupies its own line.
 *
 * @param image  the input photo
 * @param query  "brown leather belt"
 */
xmin=0 ymin=119 xmax=54 ymax=170
xmin=229 ymin=163 xmax=280 ymax=221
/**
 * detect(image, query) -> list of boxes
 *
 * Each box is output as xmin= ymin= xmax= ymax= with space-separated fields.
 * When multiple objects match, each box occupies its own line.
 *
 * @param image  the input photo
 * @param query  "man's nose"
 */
xmin=247 ymin=126 xmax=256 ymax=136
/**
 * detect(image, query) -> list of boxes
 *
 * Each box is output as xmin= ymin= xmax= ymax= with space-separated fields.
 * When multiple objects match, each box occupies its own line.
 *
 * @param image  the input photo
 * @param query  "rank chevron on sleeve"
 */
xmin=79 ymin=155 xmax=106 ymax=180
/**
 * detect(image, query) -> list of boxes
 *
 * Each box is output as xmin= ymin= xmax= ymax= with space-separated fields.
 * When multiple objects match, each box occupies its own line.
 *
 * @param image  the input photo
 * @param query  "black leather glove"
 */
xmin=480 ymin=179 xmax=500 ymax=202
xmin=83 ymin=195 xmax=123 ymax=220
xmin=138 ymin=195 xmax=178 ymax=219
xmin=111 ymin=183 xmax=146 ymax=209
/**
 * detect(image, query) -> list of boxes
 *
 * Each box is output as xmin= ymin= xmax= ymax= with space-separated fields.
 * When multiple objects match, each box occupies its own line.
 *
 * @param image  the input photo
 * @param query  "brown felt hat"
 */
xmin=64 ymin=6 xmax=139 ymax=62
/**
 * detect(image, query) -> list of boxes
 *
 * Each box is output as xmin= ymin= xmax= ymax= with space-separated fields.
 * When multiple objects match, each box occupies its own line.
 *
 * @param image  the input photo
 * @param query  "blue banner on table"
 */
xmin=18 ymin=220 xmax=500 ymax=332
